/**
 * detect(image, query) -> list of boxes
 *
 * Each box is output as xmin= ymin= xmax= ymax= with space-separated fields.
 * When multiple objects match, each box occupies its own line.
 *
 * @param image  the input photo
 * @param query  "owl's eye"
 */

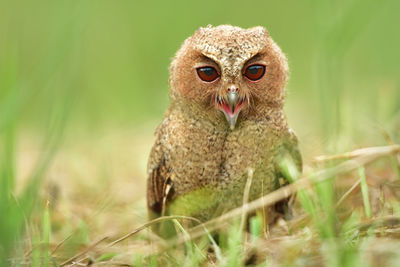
xmin=243 ymin=64 xmax=266 ymax=81
xmin=196 ymin=67 xmax=219 ymax=82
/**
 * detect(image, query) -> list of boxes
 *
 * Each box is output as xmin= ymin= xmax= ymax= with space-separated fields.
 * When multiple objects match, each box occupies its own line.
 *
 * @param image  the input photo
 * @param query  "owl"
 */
xmin=147 ymin=25 xmax=301 ymax=237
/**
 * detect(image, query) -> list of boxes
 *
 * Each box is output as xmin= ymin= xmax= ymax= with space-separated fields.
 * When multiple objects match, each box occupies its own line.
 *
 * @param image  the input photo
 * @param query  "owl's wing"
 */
xmin=147 ymin=137 xmax=174 ymax=220
xmin=276 ymin=129 xmax=302 ymax=180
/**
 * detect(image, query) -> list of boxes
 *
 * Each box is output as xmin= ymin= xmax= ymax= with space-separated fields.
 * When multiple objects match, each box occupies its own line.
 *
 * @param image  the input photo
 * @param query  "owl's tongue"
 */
xmin=222 ymin=102 xmax=239 ymax=116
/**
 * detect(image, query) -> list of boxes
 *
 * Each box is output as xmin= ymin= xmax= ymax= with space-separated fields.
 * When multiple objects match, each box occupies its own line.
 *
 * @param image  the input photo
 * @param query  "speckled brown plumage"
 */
xmin=147 ymin=25 xmax=302 ymax=236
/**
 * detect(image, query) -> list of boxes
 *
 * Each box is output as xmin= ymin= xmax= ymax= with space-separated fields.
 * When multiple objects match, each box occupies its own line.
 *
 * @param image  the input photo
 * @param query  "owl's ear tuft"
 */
xmin=196 ymin=25 xmax=213 ymax=35
xmin=194 ymin=26 xmax=206 ymax=37
xmin=249 ymin=26 xmax=269 ymax=37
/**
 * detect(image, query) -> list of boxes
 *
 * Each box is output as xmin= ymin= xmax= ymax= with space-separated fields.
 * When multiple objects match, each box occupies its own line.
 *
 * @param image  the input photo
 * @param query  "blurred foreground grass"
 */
xmin=1 ymin=0 xmax=400 ymax=266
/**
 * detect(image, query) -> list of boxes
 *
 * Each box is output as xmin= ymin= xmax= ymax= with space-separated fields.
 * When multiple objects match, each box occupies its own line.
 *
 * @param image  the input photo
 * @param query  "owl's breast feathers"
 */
xmin=146 ymin=107 xmax=302 ymax=223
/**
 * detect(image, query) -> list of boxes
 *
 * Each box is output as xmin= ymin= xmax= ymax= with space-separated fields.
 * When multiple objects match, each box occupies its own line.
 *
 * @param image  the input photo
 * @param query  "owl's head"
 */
xmin=169 ymin=25 xmax=288 ymax=129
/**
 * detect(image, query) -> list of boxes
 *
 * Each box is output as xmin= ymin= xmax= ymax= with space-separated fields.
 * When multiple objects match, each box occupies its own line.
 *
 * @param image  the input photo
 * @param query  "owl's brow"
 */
xmin=245 ymin=52 xmax=262 ymax=64
xmin=243 ymin=53 xmax=262 ymax=65
xmin=197 ymin=54 xmax=220 ymax=67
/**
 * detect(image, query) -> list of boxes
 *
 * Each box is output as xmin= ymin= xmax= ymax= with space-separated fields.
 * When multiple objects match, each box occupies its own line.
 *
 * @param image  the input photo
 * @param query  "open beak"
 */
xmin=226 ymin=91 xmax=240 ymax=130
xmin=216 ymin=90 xmax=246 ymax=130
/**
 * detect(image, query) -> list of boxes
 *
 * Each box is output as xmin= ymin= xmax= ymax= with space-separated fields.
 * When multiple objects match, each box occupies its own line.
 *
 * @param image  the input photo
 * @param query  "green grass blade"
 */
xmin=42 ymin=201 xmax=51 ymax=267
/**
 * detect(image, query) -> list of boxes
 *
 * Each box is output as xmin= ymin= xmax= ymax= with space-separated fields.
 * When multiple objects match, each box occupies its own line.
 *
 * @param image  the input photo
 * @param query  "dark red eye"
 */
xmin=244 ymin=64 xmax=265 ymax=81
xmin=196 ymin=66 xmax=219 ymax=82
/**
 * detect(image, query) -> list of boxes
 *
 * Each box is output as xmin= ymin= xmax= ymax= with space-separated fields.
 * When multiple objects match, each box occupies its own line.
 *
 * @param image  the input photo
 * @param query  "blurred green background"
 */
xmin=1 ymin=0 xmax=400 ymax=151
xmin=1 ymin=1 xmax=400 ymax=264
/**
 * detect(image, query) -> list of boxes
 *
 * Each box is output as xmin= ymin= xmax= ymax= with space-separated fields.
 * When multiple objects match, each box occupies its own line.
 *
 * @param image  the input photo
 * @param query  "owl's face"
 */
xmin=169 ymin=25 xmax=288 ymax=129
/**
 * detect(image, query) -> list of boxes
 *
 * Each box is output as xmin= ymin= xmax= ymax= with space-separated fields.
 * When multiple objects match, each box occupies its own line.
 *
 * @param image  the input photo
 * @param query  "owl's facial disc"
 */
xmin=215 ymin=85 xmax=246 ymax=130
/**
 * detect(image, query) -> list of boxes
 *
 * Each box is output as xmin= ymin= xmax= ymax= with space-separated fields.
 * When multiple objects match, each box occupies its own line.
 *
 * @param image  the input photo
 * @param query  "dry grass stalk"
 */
xmin=60 ymin=237 xmax=109 ymax=266
xmin=313 ymin=144 xmax=400 ymax=162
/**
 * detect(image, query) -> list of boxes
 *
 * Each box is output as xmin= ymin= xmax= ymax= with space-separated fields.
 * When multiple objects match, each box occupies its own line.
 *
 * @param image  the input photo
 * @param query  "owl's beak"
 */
xmin=227 ymin=91 xmax=239 ymax=113
xmin=225 ymin=112 xmax=239 ymax=130
xmin=216 ymin=89 xmax=245 ymax=130
xmin=226 ymin=91 xmax=239 ymax=130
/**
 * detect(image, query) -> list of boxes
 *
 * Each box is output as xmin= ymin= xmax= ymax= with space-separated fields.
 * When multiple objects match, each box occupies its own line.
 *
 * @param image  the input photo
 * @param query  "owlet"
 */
xmin=147 ymin=25 xmax=302 ymax=236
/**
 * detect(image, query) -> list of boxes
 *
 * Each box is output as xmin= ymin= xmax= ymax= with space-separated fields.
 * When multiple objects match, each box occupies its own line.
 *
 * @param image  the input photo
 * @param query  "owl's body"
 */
xmin=147 ymin=25 xmax=301 ymax=234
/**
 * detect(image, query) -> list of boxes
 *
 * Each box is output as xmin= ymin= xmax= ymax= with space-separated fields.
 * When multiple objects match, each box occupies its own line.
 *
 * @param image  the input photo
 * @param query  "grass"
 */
xmin=1 ymin=0 xmax=400 ymax=266
xmin=4 ymin=135 xmax=399 ymax=266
